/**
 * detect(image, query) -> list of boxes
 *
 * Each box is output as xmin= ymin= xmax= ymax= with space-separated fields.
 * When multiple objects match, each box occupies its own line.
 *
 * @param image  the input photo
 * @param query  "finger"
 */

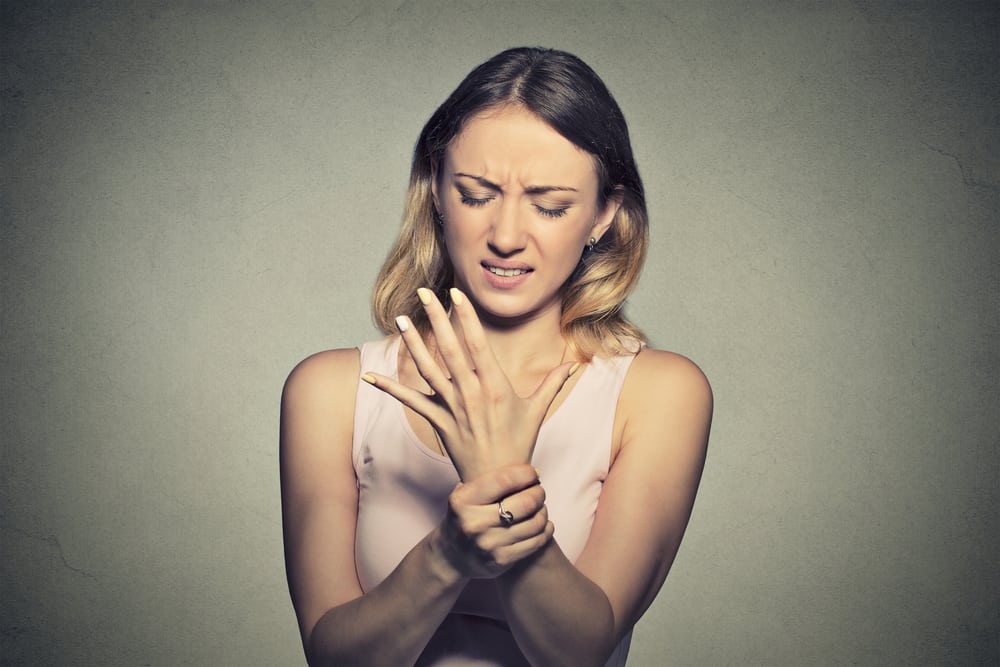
xmin=474 ymin=505 xmax=550 ymax=553
xmin=526 ymin=360 xmax=579 ymax=421
xmin=395 ymin=315 xmax=452 ymax=398
xmin=361 ymin=372 xmax=449 ymax=426
xmin=453 ymin=482 xmax=547 ymax=535
xmin=417 ymin=287 xmax=476 ymax=388
xmin=448 ymin=287 xmax=508 ymax=390
xmin=489 ymin=520 xmax=555 ymax=569
xmin=514 ymin=481 xmax=547 ymax=514
xmin=450 ymin=464 xmax=540 ymax=506
xmin=495 ymin=483 xmax=546 ymax=527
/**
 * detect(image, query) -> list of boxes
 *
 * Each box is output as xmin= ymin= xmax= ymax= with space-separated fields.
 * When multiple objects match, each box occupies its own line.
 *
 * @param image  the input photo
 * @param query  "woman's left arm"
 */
xmin=495 ymin=349 xmax=713 ymax=666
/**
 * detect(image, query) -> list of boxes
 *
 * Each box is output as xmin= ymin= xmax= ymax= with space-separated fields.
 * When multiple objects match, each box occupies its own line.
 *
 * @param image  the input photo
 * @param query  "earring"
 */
xmin=435 ymin=211 xmax=445 ymax=227
xmin=586 ymin=237 xmax=597 ymax=252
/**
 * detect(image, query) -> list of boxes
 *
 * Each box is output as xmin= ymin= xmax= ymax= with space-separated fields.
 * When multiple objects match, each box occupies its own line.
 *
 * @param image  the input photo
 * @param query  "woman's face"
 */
xmin=433 ymin=105 xmax=617 ymax=326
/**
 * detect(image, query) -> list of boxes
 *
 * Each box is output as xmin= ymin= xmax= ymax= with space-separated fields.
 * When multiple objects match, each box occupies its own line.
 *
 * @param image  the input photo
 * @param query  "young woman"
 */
xmin=280 ymin=47 xmax=713 ymax=666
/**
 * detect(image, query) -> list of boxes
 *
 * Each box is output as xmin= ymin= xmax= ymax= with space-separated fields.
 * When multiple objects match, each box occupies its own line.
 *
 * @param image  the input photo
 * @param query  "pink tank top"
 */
xmin=353 ymin=336 xmax=636 ymax=666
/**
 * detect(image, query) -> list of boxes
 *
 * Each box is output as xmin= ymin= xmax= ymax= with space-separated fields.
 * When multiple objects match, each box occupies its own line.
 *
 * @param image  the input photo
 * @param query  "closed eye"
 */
xmin=534 ymin=204 xmax=569 ymax=219
xmin=460 ymin=193 xmax=493 ymax=207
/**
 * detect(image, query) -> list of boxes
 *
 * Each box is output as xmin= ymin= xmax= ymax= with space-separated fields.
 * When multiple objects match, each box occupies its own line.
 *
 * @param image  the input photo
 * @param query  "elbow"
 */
xmin=304 ymin=637 xmax=346 ymax=667
xmin=303 ymin=627 xmax=324 ymax=667
xmin=568 ymin=599 xmax=617 ymax=667
xmin=303 ymin=611 xmax=341 ymax=667
xmin=577 ymin=583 xmax=617 ymax=667
xmin=593 ymin=608 xmax=618 ymax=667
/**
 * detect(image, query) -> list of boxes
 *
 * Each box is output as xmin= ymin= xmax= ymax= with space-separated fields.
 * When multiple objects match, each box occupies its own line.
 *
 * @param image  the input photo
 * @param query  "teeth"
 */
xmin=488 ymin=266 xmax=527 ymax=277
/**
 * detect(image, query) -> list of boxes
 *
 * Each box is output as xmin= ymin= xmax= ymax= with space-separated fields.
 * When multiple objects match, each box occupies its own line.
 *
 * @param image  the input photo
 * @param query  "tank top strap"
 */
xmin=581 ymin=351 xmax=639 ymax=405
xmin=353 ymin=336 xmax=401 ymax=467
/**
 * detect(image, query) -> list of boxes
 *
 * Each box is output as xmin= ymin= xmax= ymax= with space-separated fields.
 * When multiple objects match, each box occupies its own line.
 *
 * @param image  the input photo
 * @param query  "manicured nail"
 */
xmin=417 ymin=287 xmax=433 ymax=305
xmin=533 ymin=466 xmax=542 ymax=480
xmin=361 ymin=373 xmax=376 ymax=385
xmin=568 ymin=362 xmax=581 ymax=376
xmin=395 ymin=315 xmax=410 ymax=333
xmin=449 ymin=287 xmax=464 ymax=306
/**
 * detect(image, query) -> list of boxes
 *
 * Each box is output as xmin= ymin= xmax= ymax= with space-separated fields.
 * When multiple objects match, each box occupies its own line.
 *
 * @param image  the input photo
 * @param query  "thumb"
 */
xmin=528 ymin=361 xmax=580 ymax=415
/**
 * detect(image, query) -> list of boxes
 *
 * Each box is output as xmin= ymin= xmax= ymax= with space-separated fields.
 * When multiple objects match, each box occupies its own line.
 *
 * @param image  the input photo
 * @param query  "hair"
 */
xmin=371 ymin=47 xmax=648 ymax=360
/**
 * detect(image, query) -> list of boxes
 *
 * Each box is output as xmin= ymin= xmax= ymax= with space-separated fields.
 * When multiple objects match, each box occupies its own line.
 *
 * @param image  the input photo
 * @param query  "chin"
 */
xmin=468 ymin=291 xmax=556 ymax=324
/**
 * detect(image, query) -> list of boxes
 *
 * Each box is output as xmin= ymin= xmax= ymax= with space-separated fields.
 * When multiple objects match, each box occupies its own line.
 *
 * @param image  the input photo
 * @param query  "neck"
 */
xmin=450 ymin=302 xmax=568 ymax=379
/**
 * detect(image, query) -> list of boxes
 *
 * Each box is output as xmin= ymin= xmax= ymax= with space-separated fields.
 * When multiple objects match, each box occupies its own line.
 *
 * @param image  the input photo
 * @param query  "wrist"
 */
xmin=423 ymin=528 xmax=470 ymax=589
xmin=500 ymin=534 xmax=556 ymax=582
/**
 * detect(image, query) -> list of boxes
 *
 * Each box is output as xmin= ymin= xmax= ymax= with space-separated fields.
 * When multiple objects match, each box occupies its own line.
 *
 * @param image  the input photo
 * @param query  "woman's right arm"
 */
xmin=280 ymin=349 xmax=551 ymax=665
xmin=280 ymin=349 xmax=465 ymax=665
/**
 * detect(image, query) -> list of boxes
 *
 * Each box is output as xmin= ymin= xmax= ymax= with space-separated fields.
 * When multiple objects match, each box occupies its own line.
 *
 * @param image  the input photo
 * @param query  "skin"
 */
xmin=280 ymin=106 xmax=713 ymax=665
xmin=434 ymin=105 xmax=615 ymax=337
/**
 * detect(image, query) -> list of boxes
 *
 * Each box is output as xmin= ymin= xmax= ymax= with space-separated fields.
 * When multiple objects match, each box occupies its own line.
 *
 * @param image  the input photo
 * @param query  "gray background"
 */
xmin=2 ymin=1 xmax=998 ymax=665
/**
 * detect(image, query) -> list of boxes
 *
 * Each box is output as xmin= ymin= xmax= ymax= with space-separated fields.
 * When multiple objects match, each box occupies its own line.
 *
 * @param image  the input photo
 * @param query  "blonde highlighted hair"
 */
xmin=372 ymin=47 xmax=648 ymax=360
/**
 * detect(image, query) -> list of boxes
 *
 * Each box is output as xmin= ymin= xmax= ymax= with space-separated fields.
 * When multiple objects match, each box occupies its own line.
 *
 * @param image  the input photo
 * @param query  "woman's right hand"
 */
xmin=432 ymin=463 xmax=554 ymax=579
xmin=361 ymin=287 xmax=576 ymax=481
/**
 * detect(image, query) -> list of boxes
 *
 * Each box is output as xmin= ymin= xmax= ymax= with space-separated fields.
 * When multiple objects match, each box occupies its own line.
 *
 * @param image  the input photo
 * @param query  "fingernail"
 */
xmin=533 ymin=466 xmax=542 ymax=479
xmin=449 ymin=287 xmax=464 ymax=306
xmin=361 ymin=373 xmax=376 ymax=385
xmin=395 ymin=315 xmax=410 ymax=333
xmin=569 ymin=362 xmax=581 ymax=376
xmin=417 ymin=287 xmax=433 ymax=305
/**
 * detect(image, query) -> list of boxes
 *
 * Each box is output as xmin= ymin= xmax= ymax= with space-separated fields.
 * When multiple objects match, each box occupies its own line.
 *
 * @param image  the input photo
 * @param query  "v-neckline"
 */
xmin=390 ymin=335 xmax=590 ymax=462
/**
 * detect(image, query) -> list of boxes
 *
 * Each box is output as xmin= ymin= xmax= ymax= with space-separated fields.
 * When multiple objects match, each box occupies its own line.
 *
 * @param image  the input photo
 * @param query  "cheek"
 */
xmin=442 ymin=206 xmax=495 ymax=243
xmin=535 ymin=232 xmax=588 ymax=274
xmin=441 ymin=221 xmax=482 ymax=269
xmin=542 ymin=218 xmax=594 ymax=254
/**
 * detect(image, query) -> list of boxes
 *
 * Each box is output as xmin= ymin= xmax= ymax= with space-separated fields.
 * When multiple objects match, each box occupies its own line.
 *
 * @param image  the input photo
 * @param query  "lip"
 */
xmin=481 ymin=260 xmax=533 ymax=289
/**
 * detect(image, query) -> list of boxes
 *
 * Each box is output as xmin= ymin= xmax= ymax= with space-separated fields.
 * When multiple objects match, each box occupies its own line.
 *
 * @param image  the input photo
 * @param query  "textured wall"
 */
xmin=2 ymin=1 xmax=997 ymax=665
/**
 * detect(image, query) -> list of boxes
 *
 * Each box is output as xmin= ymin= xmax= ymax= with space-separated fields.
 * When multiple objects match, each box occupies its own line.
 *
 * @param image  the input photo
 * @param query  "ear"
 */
xmin=591 ymin=188 xmax=623 ymax=242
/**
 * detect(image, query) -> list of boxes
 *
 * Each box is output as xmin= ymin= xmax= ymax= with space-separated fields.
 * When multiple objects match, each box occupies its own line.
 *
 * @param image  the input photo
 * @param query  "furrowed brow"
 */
xmin=453 ymin=173 xmax=577 ymax=194
xmin=454 ymin=173 xmax=501 ymax=190
xmin=524 ymin=185 xmax=578 ymax=195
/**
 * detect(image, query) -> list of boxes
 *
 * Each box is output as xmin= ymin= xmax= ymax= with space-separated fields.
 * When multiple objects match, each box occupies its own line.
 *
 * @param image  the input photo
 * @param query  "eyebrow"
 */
xmin=453 ymin=172 xmax=578 ymax=195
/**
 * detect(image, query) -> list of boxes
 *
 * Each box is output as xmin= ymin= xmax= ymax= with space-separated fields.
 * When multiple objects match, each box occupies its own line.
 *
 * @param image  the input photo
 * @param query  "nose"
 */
xmin=488 ymin=200 xmax=527 ymax=256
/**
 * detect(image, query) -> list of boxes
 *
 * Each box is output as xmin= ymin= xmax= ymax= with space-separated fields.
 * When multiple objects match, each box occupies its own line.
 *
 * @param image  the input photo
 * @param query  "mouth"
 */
xmin=481 ymin=261 xmax=533 ymax=289
xmin=485 ymin=265 xmax=531 ymax=277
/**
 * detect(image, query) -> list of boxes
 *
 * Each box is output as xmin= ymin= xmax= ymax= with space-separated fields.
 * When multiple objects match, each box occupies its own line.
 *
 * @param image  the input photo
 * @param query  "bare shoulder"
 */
xmin=285 ymin=347 xmax=362 ymax=389
xmin=625 ymin=348 xmax=712 ymax=407
xmin=281 ymin=348 xmax=362 ymax=468
xmin=282 ymin=348 xmax=361 ymax=408
xmin=617 ymin=348 xmax=713 ymax=454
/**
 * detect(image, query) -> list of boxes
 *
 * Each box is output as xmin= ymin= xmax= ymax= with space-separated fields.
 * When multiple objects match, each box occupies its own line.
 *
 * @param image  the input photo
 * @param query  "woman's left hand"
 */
xmin=363 ymin=287 xmax=576 ymax=481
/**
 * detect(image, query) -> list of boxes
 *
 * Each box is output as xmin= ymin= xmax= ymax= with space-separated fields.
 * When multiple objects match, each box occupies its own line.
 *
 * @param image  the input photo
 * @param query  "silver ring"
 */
xmin=498 ymin=500 xmax=515 ymax=527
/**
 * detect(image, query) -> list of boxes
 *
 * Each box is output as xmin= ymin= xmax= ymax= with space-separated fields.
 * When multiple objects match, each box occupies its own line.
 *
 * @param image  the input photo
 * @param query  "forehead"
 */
xmin=445 ymin=106 xmax=598 ymax=186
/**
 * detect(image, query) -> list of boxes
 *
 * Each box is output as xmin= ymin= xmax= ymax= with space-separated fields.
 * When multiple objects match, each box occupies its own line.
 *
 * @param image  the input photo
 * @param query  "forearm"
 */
xmin=306 ymin=531 xmax=467 ymax=666
xmin=495 ymin=540 xmax=615 ymax=667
